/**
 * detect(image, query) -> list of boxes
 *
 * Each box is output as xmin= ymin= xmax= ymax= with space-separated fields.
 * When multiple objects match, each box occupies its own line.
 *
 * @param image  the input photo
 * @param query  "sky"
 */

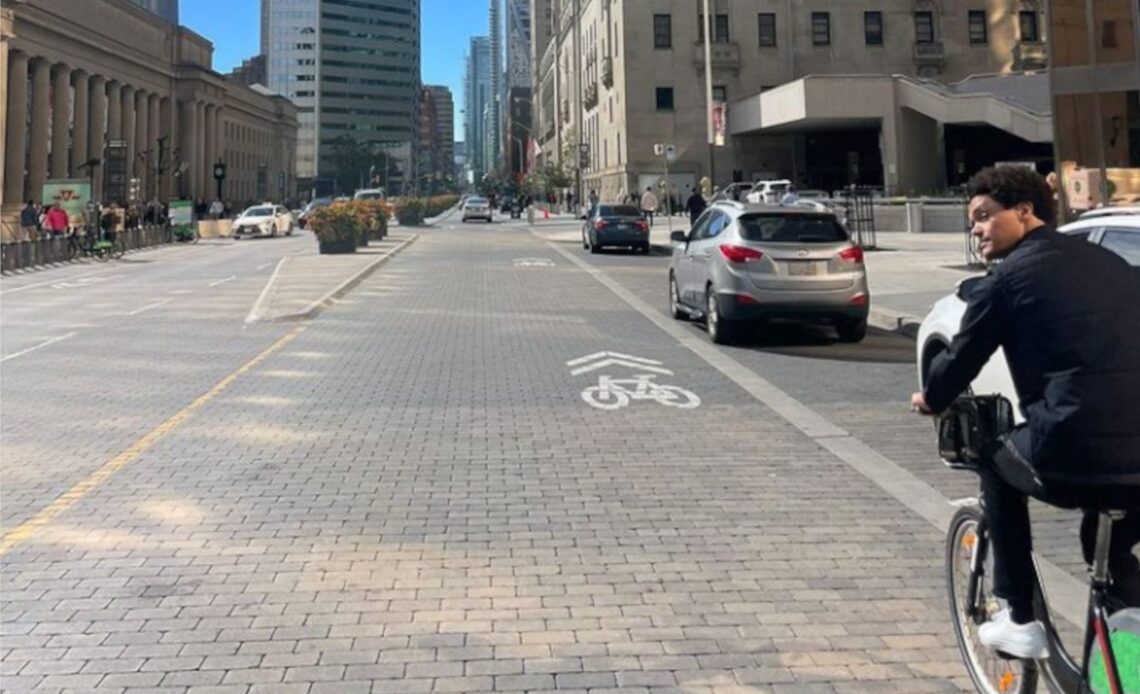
xmin=180 ymin=0 xmax=488 ymax=140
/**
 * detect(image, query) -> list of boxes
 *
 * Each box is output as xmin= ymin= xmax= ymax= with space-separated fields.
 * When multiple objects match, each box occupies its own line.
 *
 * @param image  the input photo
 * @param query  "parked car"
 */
xmin=353 ymin=188 xmax=386 ymax=201
xmin=915 ymin=209 xmax=1140 ymax=418
xmin=296 ymin=198 xmax=331 ymax=229
xmin=716 ymin=182 xmax=754 ymax=202
xmin=581 ymin=204 xmax=651 ymax=254
xmin=668 ymin=200 xmax=870 ymax=344
xmin=745 ymin=179 xmax=793 ymax=205
xmin=461 ymin=196 xmax=493 ymax=223
xmin=233 ymin=204 xmax=295 ymax=239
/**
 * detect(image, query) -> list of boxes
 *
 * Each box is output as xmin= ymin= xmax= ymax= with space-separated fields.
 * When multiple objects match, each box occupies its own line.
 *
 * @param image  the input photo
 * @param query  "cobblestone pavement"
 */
xmin=1 ymin=224 xmax=1020 ymax=692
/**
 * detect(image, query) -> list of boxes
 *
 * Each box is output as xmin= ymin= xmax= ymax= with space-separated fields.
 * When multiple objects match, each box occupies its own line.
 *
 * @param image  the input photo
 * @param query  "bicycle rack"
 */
xmin=842 ymin=186 xmax=877 ymax=249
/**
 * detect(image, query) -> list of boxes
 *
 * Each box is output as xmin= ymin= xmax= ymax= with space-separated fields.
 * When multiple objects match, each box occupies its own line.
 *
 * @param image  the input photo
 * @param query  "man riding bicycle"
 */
xmin=911 ymin=166 xmax=1140 ymax=659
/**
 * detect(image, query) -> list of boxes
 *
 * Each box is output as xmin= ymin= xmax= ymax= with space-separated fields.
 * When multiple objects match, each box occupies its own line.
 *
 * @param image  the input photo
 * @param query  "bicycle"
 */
xmin=66 ymin=228 xmax=124 ymax=262
xmin=939 ymin=395 xmax=1140 ymax=694
xmin=580 ymin=374 xmax=700 ymax=410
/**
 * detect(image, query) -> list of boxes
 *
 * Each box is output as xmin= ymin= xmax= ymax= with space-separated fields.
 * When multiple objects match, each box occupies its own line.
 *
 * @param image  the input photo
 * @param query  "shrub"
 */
xmin=308 ymin=200 xmax=389 ymax=242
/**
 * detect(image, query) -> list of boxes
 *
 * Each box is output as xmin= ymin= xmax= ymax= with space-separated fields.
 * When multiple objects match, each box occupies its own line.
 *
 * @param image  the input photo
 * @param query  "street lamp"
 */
xmin=212 ymin=161 xmax=227 ymax=202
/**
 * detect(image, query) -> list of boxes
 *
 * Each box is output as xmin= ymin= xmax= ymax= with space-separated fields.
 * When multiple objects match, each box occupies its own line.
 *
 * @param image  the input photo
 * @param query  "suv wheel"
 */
xmin=669 ymin=274 xmax=686 ymax=320
xmin=706 ymin=287 xmax=735 ymax=344
xmin=837 ymin=318 xmax=868 ymax=343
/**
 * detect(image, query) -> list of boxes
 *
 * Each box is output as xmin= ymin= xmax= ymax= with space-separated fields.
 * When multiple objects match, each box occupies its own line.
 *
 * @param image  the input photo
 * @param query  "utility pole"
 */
xmin=702 ymin=0 xmax=716 ymax=192
xmin=573 ymin=0 xmax=583 ymax=214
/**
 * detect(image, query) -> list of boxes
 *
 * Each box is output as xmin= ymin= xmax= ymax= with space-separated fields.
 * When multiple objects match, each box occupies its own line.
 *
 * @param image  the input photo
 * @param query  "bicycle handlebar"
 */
xmin=936 ymin=395 xmax=1015 ymax=469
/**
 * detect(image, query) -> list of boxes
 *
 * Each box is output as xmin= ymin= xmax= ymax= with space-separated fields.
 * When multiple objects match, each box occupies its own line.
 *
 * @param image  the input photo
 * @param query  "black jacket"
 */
xmin=924 ymin=226 xmax=1140 ymax=487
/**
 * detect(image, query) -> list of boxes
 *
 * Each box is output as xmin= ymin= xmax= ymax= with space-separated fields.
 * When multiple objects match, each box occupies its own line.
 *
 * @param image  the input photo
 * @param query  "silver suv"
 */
xmin=668 ymin=201 xmax=870 ymax=344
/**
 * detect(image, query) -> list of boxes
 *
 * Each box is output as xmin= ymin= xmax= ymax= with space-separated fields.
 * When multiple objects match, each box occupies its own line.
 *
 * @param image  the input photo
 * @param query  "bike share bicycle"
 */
xmin=67 ymin=202 xmax=124 ymax=261
xmin=938 ymin=395 xmax=1140 ymax=693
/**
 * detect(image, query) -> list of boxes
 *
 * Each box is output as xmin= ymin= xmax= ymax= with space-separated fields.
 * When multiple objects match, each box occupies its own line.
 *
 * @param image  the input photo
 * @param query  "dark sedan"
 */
xmin=581 ymin=204 xmax=651 ymax=254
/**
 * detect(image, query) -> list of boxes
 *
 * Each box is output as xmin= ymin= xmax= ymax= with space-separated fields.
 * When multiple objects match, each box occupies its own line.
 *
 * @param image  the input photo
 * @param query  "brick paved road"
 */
xmin=2 ymin=224 xmax=1007 ymax=692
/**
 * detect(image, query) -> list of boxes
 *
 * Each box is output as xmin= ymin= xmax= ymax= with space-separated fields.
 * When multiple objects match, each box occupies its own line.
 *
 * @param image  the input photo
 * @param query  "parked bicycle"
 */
xmin=938 ymin=395 xmax=1140 ymax=694
xmin=66 ymin=227 xmax=124 ymax=262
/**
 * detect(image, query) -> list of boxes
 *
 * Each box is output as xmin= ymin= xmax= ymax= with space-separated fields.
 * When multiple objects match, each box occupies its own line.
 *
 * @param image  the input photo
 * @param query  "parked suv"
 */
xmin=668 ymin=201 xmax=870 ymax=344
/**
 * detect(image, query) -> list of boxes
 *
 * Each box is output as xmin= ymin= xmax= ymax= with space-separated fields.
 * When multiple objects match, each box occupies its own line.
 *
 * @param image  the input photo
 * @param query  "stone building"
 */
xmin=1 ymin=0 xmax=297 ymax=238
xmin=533 ymin=0 xmax=1055 ymax=201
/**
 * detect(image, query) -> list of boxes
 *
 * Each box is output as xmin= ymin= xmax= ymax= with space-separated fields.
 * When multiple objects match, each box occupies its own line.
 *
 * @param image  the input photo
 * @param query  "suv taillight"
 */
xmin=593 ymin=220 xmax=608 ymax=230
xmin=838 ymin=246 xmax=864 ymax=263
xmin=635 ymin=219 xmax=649 ymax=231
xmin=719 ymin=245 xmax=764 ymax=264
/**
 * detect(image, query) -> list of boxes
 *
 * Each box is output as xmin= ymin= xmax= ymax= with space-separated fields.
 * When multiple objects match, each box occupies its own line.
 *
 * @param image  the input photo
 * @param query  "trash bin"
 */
xmin=906 ymin=201 xmax=924 ymax=234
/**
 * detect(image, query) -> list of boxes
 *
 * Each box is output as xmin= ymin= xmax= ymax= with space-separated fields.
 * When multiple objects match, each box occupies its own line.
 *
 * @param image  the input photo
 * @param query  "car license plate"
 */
xmin=615 ymin=224 xmax=627 ymax=231
xmin=787 ymin=261 xmax=818 ymax=276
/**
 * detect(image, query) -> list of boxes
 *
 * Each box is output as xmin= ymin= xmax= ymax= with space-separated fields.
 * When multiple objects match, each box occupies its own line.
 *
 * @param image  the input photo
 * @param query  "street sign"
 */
xmin=665 ymin=145 xmax=677 ymax=163
xmin=107 ymin=139 xmax=127 ymax=148
xmin=654 ymin=144 xmax=664 ymax=156
xmin=104 ymin=140 xmax=128 ymax=203
xmin=578 ymin=143 xmax=590 ymax=168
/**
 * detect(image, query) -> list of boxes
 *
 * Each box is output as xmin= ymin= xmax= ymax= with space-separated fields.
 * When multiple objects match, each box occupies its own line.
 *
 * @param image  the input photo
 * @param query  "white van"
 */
xmin=744 ymin=179 xmax=793 ymax=205
xmin=353 ymin=188 xmax=386 ymax=201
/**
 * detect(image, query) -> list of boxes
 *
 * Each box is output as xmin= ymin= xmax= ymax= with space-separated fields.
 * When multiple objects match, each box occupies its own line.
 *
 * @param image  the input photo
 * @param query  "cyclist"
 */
xmin=910 ymin=166 xmax=1140 ymax=659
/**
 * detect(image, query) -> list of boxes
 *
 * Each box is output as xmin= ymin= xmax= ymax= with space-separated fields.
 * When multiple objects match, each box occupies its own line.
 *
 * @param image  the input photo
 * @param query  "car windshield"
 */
xmin=467 ymin=198 xmax=487 ymax=205
xmin=242 ymin=207 xmax=275 ymax=217
xmin=599 ymin=205 xmax=642 ymax=217
xmin=738 ymin=213 xmax=848 ymax=243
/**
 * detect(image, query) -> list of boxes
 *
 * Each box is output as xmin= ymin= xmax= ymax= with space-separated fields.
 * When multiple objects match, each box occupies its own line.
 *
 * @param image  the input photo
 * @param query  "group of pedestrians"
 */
xmin=17 ymin=198 xmax=177 ymax=241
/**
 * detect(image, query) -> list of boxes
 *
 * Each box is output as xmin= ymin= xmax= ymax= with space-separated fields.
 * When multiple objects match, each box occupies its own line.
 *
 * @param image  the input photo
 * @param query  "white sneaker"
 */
xmin=978 ymin=609 xmax=1049 ymax=659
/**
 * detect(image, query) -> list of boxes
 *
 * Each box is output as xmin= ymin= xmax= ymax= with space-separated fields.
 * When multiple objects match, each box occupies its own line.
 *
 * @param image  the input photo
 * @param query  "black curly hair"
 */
xmin=966 ymin=166 xmax=1055 ymax=226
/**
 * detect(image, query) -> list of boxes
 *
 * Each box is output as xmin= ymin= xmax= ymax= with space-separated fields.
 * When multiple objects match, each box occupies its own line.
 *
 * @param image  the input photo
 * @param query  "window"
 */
xmin=915 ymin=11 xmax=935 ymax=43
xmin=706 ymin=212 xmax=729 ymax=238
xmin=758 ymin=13 xmax=777 ymax=47
xmin=653 ymin=14 xmax=671 ymax=49
xmin=968 ymin=11 xmax=988 ymax=44
xmin=864 ymin=11 xmax=883 ymax=45
xmin=1100 ymin=229 xmax=1140 ymax=267
xmin=697 ymin=14 xmax=730 ymax=43
xmin=812 ymin=12 xmax=831 ymax=46
xmin=1102 ymin=20 xmax=1118 ymax=48
xmin=738 ymin=214 xmax=848 ymax=243
xmin=1019 ymin=10 xmax=1039 ymax=42
xmin=655 ymin=87 xmax=674 ymax=111
xmin=712 ymin=85 xmax=727 ymax=103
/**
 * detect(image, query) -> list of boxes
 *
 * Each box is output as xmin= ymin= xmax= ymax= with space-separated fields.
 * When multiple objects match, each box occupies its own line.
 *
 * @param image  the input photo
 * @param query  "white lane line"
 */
xmin=0 ymin=332 xmax=77 ymax=363
xmin=544 ymin=240 xmax=1089 ymax=628
xmin=123 ymin=299 xmax=170 ymax=316
xmin=209 ymin=275 xmax=237 ymax=287
xmin=245 ymin=258 xmax=288 ymax=323
xmin=256 ymin=262 xmax=273 ymax=271
xmin=0 ymin=269 xmax=114 ymax=295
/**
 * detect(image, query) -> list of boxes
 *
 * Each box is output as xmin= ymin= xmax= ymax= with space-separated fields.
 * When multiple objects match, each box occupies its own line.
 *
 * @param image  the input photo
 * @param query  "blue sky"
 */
xmin=180 ymin=0 xmax=486 ymax=140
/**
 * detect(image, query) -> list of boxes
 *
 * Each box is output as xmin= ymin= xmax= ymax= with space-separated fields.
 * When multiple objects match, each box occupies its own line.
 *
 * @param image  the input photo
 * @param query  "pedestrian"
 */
xmin=780 ymin=185 xmax=801 ymax=206
xmin=44 ymin=203 xmax=69 ymax=237
xmin=588 ymin=189 xmax=599 ymax=217
xmin=640 ymin=186 xmax=658 ymax=227
xmin=686 ymin=188 xmax=707 ymax=226
xmin=19 ymin=200 xmax=39 ymax=241
xmin=209 ymin=198 xmax=224 ymax=219
xmin=566 ymin=190 xmax=575 ymax=215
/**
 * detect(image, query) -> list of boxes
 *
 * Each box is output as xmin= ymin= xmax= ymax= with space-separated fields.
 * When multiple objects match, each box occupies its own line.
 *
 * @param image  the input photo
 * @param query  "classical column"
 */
xmin=88 ymin=76 xmax=107 ymax=197
xmin=49 ymin=63 xmax=71 ymax=178
xmin=134 ymin=89 xmax=148 ymax=197
xmin=120 ymin=85 xmax=135 ymax=195
xmin=106 ymin=80 xmax=122 ymax=140
xmin=147 ymin=92 xmax=159 ymax=199
xmin=195 ymin=101 xmax=206 ymax=198
xmin=213 ymin=106 xmax=224 ymax=200
xmin=3 ymin=50 xmax=28 ymax=207
xmin=204 ymin=103 xmax=216 ymax=200
xmin=158 ymin=96 xmax=172 ymax=199
xmin=70 ymin=70 xmax=89 ymax=178
xmin=180 ymin=99 xmax=197 ymax=199
xmin=27 ymin=58 xmax=51 ymax=205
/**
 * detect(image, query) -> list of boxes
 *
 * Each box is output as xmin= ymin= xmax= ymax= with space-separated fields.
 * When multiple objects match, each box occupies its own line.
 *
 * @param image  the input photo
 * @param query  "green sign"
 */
xmin=168 ymin=199 xmax=193 ymax=226
xmin=42 ymin=179 xmax=92 ymax=222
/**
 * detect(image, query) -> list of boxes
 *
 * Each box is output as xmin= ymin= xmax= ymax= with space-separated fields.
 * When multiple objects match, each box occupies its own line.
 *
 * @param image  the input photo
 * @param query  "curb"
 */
xmin=868 ymin=306 xmax=921 ymax=339
xmin=246 ymin=234 xmax=418 ymax=323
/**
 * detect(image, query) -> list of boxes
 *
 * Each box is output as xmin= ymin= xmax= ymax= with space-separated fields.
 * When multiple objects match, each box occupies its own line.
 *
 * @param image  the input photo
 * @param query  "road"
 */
xmin=0 ymin=217 xmax=1087 ymax=693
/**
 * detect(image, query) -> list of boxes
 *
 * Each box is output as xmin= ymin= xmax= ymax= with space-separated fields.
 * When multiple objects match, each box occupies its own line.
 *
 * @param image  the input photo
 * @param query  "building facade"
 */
xmin=464 ymin=36 xmax=492 ymax=184
xmin=488 ymin=0 xmax=504 ymax=175
xmin=505 ymin=0 xmax=532 ymax=181
xmin=264 ymin=0 xmax=420 ymax=190
xmin=1047 ymin=0 xmax=1140 ymax=218
xmin=424 ymin=84 xmax=454 ymax=186
xmin=228 ymin=55 xmax=267 ymax=89
xmin=535 ymin=0 xmax=1055 ymax=201
xmin=1 ymin=0 xmax=297 ymax=237
xmin=127 ymin=0 xmax=178 ymax=24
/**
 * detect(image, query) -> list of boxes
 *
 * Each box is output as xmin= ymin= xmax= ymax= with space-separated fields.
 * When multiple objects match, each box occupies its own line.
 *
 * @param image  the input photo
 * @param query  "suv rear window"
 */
xmin=599 ymin=205 xmax=642 ymax=217
xmin=738 ymin=213 xmax=848 ymax=243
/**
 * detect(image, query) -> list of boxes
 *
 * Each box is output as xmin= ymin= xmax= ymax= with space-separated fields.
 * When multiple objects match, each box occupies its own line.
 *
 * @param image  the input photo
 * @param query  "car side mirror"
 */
xmin=670 ymin=231 xmax=688 ymax=244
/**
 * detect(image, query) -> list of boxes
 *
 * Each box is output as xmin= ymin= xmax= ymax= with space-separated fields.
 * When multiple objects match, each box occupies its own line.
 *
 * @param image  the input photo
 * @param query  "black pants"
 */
xmin=982 ymin=427 xmax=1140 ymax=622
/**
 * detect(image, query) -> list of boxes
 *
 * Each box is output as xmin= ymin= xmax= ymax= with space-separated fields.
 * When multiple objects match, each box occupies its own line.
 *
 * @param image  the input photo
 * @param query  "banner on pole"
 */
xmin=711 ymin=103 xmax=726 ymax=147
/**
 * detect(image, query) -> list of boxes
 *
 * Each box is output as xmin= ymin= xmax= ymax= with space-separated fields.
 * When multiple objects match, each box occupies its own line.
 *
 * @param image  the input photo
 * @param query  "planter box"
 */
xmin=318 ymin=238 xmax=356 ymax=254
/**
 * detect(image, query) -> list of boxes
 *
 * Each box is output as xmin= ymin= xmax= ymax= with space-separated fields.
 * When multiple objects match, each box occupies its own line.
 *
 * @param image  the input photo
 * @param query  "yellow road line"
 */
xmin=0 ymin=325 xmax=307 ymax=557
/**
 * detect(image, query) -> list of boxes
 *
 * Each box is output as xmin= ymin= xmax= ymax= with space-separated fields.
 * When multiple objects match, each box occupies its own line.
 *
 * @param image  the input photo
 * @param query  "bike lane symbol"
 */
xmin=566 ymin=351 xmax=701 ymax=411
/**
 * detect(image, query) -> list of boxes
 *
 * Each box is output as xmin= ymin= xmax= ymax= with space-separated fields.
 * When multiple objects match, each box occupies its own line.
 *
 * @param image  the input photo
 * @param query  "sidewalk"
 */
xmin=245 ymin=233 xmax=417 ymax=322
xmin=531 ymin=217 xmax=978 ymax=339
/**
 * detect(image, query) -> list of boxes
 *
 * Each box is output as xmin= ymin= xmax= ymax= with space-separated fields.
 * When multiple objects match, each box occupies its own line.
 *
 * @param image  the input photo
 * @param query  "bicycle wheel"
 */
xmin=581 ymin=386 xmax=629 ymax=410
xmin=652 ymin=384 xmax=701 ymax=409
xmin=946 ymin=505 xmax=1038 ymax=694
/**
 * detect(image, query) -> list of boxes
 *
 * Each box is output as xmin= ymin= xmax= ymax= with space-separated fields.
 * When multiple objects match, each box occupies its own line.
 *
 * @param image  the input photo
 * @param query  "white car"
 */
xmin=745 ymin=179 xmax=793 ymax=205
xmin=916 ymin=209 xmax=1140 ymax=418
xmin=233 ymin=205 xmax=295 ymax=238
xmin=353 ymin=188 xmax=386 ymax=201
xmin=461 ymin=196 xmax=493 ymax=223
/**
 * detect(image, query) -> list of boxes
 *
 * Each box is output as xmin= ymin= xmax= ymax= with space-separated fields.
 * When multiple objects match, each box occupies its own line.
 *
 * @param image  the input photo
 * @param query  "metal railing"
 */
xmin=1 ymin=225 xmax=175 ymax=274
